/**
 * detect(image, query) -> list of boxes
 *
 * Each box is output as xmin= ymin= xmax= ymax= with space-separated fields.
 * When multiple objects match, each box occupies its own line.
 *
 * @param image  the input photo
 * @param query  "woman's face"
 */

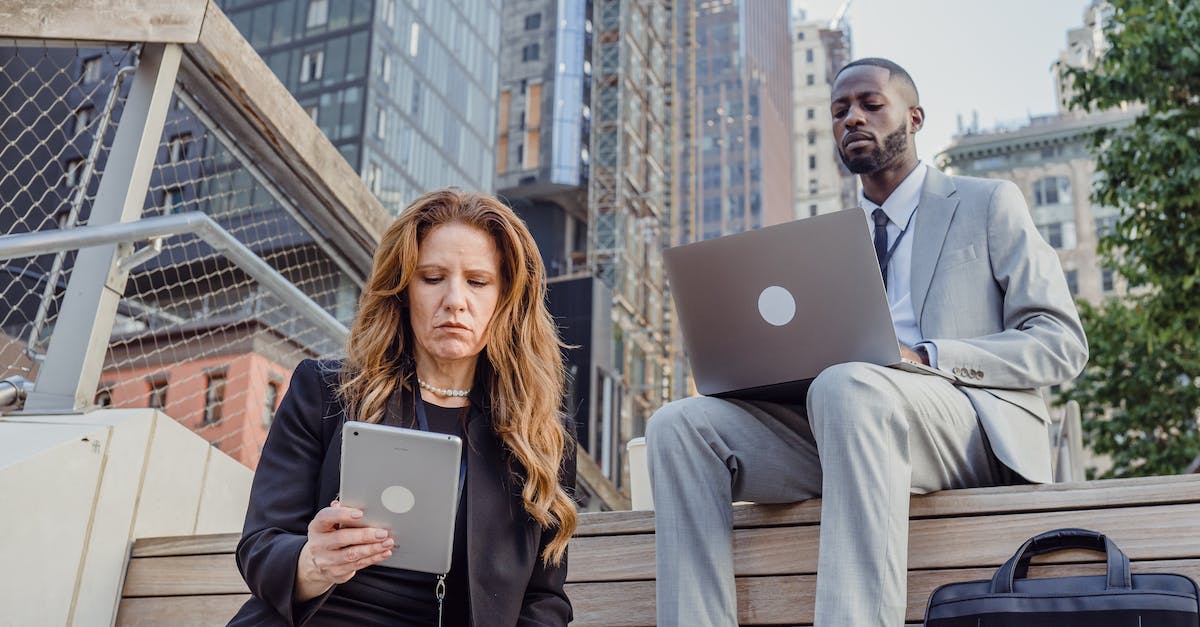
xmin=407 ymin=222 xmax=503 ymax=369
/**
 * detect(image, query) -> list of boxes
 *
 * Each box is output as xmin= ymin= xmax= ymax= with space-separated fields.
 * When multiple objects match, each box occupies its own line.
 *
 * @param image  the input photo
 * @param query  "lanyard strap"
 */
xmin=413 ymin=393 xmax=468 ymax=505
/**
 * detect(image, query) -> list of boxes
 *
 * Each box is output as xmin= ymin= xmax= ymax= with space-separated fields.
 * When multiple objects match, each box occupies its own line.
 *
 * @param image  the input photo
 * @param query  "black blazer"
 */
xmin=229 ymin=359 xmax=574 ymax=626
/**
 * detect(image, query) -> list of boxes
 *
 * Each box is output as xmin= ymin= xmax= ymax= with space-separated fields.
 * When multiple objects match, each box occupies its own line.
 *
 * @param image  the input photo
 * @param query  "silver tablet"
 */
xmin=339 ymin=420 xmax=462 ymax=574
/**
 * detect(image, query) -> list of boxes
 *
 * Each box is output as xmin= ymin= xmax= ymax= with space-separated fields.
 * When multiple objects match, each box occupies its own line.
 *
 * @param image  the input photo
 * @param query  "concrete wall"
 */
xmin=0 ymin=409 xmax=252 ymax=626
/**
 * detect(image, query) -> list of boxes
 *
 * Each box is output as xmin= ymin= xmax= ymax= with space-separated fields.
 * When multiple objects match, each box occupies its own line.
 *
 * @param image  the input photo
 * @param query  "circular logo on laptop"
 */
xmin=381 ymin=485 xmax=415 ymax=514
xmin=758 ymin=286 xmax=795 ymax=326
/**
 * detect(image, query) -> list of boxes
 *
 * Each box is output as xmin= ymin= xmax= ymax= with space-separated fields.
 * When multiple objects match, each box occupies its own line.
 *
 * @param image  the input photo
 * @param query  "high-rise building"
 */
xmin=588 ymin=0 xmax=675 ymax=494
xmin=219 ymin=0 xmax=502 ymax=214
xmin=493 ymin=0 xmax=624 ymax=507
xmin=791 ymin=9 xmax=855 ymax=219
xmin=937 ymin=1 xmax=1134 ymax=305
xmin=675 ymin=0 xmax=794 ymax=243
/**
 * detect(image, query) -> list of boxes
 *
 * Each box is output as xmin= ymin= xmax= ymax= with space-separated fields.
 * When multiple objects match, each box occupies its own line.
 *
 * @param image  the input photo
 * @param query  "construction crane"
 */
xmin=829 ymin=0 xmax=853 ymax=31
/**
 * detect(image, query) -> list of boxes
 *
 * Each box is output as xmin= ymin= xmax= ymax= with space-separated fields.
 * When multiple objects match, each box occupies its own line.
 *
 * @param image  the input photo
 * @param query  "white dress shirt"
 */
xmin=859 ymin=161 xmax=937 ymax=363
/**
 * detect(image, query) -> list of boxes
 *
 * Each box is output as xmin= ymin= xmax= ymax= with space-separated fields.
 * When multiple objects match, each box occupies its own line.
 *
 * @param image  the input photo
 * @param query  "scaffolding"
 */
xmin=587 ymin=0 xmax=675 ymax=473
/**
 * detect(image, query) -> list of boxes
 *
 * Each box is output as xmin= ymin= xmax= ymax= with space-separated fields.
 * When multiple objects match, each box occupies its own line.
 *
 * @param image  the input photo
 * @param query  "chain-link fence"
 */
xmin=1 ymin=43 xmax=364 ymax=469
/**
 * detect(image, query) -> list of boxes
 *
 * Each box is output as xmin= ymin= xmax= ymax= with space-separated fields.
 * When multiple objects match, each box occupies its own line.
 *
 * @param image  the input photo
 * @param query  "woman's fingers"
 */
xmin=309 ymin=504 xmax=364 ymax=533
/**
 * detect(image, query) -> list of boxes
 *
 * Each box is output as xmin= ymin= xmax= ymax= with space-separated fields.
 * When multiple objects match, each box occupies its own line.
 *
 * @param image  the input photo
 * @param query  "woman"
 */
xmin=229 ymin=189 xmax=577 ymax=626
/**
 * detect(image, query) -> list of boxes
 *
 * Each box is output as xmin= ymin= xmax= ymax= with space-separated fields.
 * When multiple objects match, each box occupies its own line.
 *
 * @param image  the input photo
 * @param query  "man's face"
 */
xmin=830 ymin=65 xmax=920 ymax=175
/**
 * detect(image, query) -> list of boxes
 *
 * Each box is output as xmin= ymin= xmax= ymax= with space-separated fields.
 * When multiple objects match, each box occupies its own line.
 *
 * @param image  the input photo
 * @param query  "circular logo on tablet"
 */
xmin=758 ymin=286 xmax=796 ymax=326
xmin=381 ymin=485 xmax=416 ymax=514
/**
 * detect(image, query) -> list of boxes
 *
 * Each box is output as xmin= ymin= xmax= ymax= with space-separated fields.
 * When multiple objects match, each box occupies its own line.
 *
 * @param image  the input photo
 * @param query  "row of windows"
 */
xmin=1062 ymin=268 xmax=1117 ymax=296
xmin=94 ymin=373 xmax=282 ymax=428
xmin=225 ymin=0 xmax=373 ymax=50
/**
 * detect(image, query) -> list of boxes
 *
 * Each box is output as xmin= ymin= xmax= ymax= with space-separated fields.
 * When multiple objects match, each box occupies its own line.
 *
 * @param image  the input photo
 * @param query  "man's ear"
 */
xmin=910 ymin=106 xmax=925 ymax=133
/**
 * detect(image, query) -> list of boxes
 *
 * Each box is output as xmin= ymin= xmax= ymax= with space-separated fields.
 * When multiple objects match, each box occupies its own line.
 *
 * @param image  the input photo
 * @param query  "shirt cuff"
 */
xmin=917 ymin=341 xmax=939 ymax=368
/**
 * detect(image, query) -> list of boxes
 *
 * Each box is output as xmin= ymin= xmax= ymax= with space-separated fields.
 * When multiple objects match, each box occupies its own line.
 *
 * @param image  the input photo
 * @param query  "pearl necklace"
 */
xmin=417 ymin=377 xmax=471 ymax=398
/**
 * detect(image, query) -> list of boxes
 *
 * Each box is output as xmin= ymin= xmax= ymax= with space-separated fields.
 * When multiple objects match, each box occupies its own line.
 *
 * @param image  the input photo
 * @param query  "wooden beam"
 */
xmin=566 ymin=559 xmax=1200 ymax=626
xmin=117 ymin=594 xmax=248 ymax=626
xmin=0 ymin=1 xmax=206 ymax=44
xmin=569 ymin=502 xmax=1200 ymax=582
xmin=575 ymin=474 xmax=1200 ymax=536
xmin=177 ymin=2 xmax=390 ymax=280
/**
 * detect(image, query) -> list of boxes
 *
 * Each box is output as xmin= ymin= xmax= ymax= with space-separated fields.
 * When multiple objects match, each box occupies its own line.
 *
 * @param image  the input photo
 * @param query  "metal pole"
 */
xmin=25 ymin=63 xmax=137 ymax=359
xmin=24 ymin=44 xmax=182 ymax=413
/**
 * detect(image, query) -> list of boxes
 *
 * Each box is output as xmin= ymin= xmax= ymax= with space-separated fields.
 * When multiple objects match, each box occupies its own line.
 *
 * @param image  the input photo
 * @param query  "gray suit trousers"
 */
xmin=647 ymin=362 xmax=1012 ymax=626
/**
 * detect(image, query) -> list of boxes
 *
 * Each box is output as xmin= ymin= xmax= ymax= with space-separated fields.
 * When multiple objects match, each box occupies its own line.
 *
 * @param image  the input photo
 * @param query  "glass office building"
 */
xmin=220 ymin=0 xmax=502 ymax=214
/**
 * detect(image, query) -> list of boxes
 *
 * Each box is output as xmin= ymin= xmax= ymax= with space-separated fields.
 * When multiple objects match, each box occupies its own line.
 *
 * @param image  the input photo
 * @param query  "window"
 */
xmin=1033 ymin=176 xmax=1071 ymax=206
xmin=72 ymin=106 xmax=94 ymax=136
xmin=809 ymin=204 xmax=818 ymax=217
xmin=522 ymin=43 xmax=540 ymax=62
xmin=525 ymin=13 xmax=541 ymax=30
xmin=808 ymin=155 xmax=817 ymax=170
xmin=162 ymin=187 xmax=183 ymax=213
xmin=168 ymin=133 xmax=191 ymax=163
xmin=409 ymin=21 xmax=420 ymax=57
xmin=305 ymin=104 xmax=319 ymax=124
xmin=306 ymin=0 xmax=329 ymax=28
xmin=496 ymin=134 xmax=508 ymax=173
xmin=300 ymin=50 xmax=324 ymax=83
xmin=365 ymin=160 xmax=382 ymax=195
xmin=524 ymin=129 xmax=540 ymax=169
xmin=1038 ymin=221 xmax=1077 ymax=249
xmin=410 ymin=80 xmax=422 ymax=115
xmin=81 ymin=56 xmax=103 ymax=83
xmin=796 ymin=31 xmax=806 ymax=41
xmin=147 ymin=378 xmax=168 ymax=410
xmin=807 ymin=130 xmax=816 ymax=146
xmin=516 ymin=143 xmax=524 ymax=167
xmin=1064 ymin=269 xmax=1079 ymax=296
xmin=1095 ymin=213 xmax=1119 ymax=238
xmin=382 ymin=0 xmax=395 ymax=27
xmin=65 ymin=158 xmax=85 ymax=187
xmin=806 ymin=74 xmax=815 ymax=86
xmin=203 ymin=371 xmax=227 ymax=425
xmin=498 ymin=89 xmax=510 ymax=133
xmin=378 ymin=53 xmax=392 ymax=82
xmin=1102 ymin=269 xmax=1115 ymax=292
xmin=808 ymin=178 xmax=818 ymax=195
xmin=375 ymin=106 xmax=386 ymax=139
xmin=525 ymin=83 xmax=542 ymax=128
xmin=806 ymin=107 xmax=815 ymax=120
xmin=263 ymin=380 xmax=281 ymax=427
xmin=806 ymin=49 xmax=814 ymax=63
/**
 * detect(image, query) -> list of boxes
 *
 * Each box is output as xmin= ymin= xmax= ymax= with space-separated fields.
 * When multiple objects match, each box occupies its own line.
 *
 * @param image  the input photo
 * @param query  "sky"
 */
xmin=795 ymin=0 xmax=1094 ymax=162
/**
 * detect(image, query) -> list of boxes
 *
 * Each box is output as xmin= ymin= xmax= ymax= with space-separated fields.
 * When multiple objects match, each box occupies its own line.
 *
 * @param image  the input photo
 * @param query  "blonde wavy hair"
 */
xmin=339 ymin=188 xmax=576 ymax=565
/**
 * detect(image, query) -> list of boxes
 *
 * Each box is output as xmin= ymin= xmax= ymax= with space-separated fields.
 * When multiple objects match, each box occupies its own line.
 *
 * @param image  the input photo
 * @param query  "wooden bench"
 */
xmin=118 ymin=474 xmax=1200 ymax=626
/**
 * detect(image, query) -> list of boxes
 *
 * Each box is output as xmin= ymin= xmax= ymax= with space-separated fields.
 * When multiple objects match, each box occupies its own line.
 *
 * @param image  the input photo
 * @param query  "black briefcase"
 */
xmin=925 ymin=528 xmax=1200 ymax=626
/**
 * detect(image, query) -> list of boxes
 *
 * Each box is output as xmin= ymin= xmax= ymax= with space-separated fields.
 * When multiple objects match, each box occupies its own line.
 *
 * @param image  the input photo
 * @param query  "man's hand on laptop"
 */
xmin=900 ymin=344 xmax=929 ymax=365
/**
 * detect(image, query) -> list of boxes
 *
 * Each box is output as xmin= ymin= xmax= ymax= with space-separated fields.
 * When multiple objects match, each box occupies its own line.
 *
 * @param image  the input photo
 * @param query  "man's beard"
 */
xmin=839 ymin=121 xmax=908 ymax=174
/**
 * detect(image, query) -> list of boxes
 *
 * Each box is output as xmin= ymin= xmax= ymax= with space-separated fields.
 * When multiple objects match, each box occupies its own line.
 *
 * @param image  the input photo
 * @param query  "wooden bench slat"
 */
xmin=116 ymin=594 xmax=249 ymax=626
xmin=566 ymin=559 xmax=1200 ymax=626
xmin=569 ymin=502 xmax=1200 ymax=582
xmin=130 ymin=532 xmax=241 ymax=557
xmin=576 ymin=475 xmax=1200 ymax=536
xmin=123 ymin=555 xmax=249 ymax=597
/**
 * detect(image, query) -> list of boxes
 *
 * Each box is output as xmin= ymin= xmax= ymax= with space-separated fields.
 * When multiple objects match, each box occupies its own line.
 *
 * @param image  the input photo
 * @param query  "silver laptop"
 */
xmin=663 ymin=209 xmax=954 ymax=400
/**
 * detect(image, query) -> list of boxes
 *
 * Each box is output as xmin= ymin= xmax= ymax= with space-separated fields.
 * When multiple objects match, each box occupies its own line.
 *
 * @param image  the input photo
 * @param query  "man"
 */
xmin=646 ymin=58 xmax=1088 ymax=626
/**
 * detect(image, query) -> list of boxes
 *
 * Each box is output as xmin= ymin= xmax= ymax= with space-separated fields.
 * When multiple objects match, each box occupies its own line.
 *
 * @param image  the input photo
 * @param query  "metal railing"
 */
xmin=0 ymin=3 xmax=389 ymax=468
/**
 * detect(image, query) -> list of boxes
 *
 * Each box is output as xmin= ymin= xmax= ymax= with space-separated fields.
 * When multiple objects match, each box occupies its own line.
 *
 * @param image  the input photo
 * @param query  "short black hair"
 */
xmin=835 ymin=57 xmax=920 ymax=104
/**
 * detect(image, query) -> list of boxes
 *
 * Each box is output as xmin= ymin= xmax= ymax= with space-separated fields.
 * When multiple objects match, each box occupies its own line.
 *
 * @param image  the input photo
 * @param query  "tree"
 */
xmin=1062 ymin=0 xmax=1200 ymax=478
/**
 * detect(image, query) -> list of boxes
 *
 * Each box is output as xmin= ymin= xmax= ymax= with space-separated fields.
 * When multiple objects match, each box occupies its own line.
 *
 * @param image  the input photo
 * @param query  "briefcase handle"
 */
xmin=990 ymin=527 xmax=1132 ymax=593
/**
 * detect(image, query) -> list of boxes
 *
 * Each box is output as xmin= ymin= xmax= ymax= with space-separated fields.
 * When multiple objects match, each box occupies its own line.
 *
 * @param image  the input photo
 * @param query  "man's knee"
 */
xmin=807 ymin=362 xmax=906 ymax=435
xmin=646 ymin=396 xmax=716 ymax=452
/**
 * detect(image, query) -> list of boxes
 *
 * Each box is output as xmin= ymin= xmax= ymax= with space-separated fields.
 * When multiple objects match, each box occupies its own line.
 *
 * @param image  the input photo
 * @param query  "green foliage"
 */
xmin=1061 ymin=0 xmax=1200 ymax=478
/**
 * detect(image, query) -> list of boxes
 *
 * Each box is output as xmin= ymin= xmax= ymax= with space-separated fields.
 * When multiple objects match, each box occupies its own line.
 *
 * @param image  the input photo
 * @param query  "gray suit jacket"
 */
xmin=911 ymin=167 xmax=1088 ymax=484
